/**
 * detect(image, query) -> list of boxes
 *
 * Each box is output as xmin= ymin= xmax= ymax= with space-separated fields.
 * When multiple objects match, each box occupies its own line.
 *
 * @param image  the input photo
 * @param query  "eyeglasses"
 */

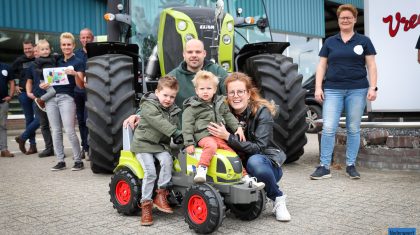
xmin=227 ymin=89 xmax=247 ymax=97
xmin=339 ymin=16 xmax=354 ymax=21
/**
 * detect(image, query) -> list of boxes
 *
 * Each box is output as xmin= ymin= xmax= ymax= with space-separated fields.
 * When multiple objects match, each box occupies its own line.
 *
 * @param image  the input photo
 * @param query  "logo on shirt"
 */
xmin=1 ymin=70 xmax=7 ymax=77
xmin=353 ymin=45 xmax=363 ymax=55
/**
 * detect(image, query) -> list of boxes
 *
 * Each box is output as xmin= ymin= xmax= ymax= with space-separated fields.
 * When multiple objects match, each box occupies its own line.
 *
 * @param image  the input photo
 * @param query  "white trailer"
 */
xmin=365 ymin=0 xmax=420 ymax=120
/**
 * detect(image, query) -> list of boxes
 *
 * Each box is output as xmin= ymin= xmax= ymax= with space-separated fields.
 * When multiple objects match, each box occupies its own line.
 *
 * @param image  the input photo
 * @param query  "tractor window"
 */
xmin=225 ymin=0 xmax=272 ymax=50
xmin=130 ymin=0 xmax=217 ymax=60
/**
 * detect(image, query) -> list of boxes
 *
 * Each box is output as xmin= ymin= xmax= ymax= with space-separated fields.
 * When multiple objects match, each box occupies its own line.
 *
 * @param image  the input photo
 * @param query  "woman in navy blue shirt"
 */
xmin=40 ymin=32 xmax=85 ymax=171
xmin=310 ymin=4 xmax=378 ymax=180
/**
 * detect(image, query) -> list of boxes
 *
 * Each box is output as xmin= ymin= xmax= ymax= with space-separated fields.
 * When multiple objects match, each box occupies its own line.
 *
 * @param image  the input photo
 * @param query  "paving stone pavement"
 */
xmin=1 ymin=131 xmax=419 ymax=235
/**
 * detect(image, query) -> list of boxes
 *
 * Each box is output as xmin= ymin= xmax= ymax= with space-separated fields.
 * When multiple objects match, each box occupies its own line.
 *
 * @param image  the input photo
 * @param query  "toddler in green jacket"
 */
xmin=131 ymin=76 xmax=183 ymax=226
xmin=182 ymin=71 xmax=264 ymax=189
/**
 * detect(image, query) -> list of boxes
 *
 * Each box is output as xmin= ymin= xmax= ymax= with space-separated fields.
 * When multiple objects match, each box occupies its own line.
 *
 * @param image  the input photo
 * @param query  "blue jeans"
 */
xmin=18 ymin=92 xmax=37 ymax=144
xmin=136 ymin=152 xmax=173 ymax=202
xmin=45 ymin=94 xmax=82 ymax=162
xmin=320 ymin=88 xmax=368 ymax=168
xmin=246 ymin=154 xmax=283 ymax=201
xmin=74 ymin=90 xmax=88 ymax=151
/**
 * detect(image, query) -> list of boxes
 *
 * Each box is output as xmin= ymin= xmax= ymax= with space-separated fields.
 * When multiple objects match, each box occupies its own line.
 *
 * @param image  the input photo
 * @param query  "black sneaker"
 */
xmin=310 ymin=166 xmax=331 ymax=180
xmin=51 ymin=162 xmax=66 ymax=171
xmin=39 ymin=149 xmax=54 ymax=158
xmin=71 ymin=161 xmax=84 ymax=171
xmin=346 ymin=165 xmax=361 ymax=179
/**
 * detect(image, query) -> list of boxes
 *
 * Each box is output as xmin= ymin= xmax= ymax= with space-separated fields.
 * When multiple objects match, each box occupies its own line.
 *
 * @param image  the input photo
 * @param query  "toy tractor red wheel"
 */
xmin=228 ymin=189 xmax=266 ymax=221
xmin=109 ymin=169 xmax=142 ymax=215
xmin=182 ymin=184 xmax=225 ymax=234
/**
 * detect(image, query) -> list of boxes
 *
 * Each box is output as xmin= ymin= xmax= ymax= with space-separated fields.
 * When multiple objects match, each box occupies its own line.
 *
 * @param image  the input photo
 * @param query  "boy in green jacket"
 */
xmin=183 ymin=71 xmax=263 ymax=189
xmin=131 ymin=76 xmax=183 ymax=226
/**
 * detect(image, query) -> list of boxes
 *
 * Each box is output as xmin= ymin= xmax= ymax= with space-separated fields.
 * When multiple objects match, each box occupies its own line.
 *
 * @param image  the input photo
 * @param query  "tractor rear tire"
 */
xmin=183 ymin=184 xmax=225 ymax=234
xmin=242 ymin=54 xmax=308 ymax=163
xmin=85 ymin=54 xmax=135 ymax=173
xmin=109 ymin=169 xmax=142 ymax=215
xmin=228 ymin=189 xmax=266 ymax=221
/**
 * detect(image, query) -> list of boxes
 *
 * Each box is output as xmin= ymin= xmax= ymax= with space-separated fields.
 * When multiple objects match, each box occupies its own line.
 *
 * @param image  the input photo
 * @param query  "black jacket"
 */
xmin=228 ymin=106 xmax=275 ymax=159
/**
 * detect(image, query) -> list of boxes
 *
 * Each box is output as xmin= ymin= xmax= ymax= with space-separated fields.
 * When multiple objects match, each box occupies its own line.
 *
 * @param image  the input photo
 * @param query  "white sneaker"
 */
xmin=194 ymin=165 xmax=207 ymax=183
xmin=242 ymin=175 xmax=265 ymax=190
xmin=273 ymin=195 xmax=291 ymax=222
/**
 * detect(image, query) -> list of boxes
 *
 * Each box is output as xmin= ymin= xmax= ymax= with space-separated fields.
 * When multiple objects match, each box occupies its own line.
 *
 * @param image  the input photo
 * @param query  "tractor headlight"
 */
xmin=222 ymin=62 xmax=230 ymax=71
xmin=185 ymin=34 xmax=194 ymax=41
xmin=222 ymin=35 xmax=231 ymax=44
xmin=227 ymin=22 xmax=233 ymax=32
xmin=177 ymin=20 xmax=187 ymax=31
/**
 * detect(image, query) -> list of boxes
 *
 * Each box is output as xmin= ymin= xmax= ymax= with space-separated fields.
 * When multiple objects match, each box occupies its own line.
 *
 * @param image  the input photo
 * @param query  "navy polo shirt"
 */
xmin=319 ymin=32 xmax=377 ymax=89
xmin=26 ymin=63 xmax=46 ymax=98
xmin=74 ymin=48 xmax=87 ymax=93
xmin=0 ymin=63 xmax=14 ymax=102
xmin=56 ymin=55 xmax=85 ymax=97
xmin=74 ymin=48 xmax=87 ymax=65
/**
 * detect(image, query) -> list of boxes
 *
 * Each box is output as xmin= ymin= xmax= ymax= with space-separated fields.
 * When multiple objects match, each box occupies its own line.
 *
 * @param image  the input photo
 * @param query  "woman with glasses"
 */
xmin=207 ymin=72 xmax=291 ymax=222
xmin=310 ymin=4 xmax=378 ymax=180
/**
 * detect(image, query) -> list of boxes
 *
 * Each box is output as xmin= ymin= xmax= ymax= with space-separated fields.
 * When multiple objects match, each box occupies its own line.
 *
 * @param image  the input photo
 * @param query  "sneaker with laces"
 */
xmin=273 ymin=195 xmax=291 ymax=221
xmin=194 ymin=165 xmax=207 ymax=183
xmin=346 ymin=165 xmax=360 ymax=179
xmin=242 ymin=175 xmax=265 ymax=190
xmin=51 ymin=162 xmax=66 ymax=171
xmin=71 ymin=161 xmax=84 ymax=171
xmin=310 ymin=165 xmax=331 ymax=180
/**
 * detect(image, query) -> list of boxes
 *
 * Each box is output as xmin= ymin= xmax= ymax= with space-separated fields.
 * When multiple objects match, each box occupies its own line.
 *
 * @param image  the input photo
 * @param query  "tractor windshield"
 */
xmin=130 ymin=0 xmax=216 ymax=60
xmin=130 ymin=0 xmax=271 ymax=59
xmin=225 ymin=0 xmax=272 ymax=50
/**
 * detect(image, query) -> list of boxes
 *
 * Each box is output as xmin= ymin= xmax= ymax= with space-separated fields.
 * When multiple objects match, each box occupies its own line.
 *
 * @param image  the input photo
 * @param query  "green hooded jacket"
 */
xmin=131 ymin=92 xmax=182 ymax=153
xmin=168 ymin=59 xmax=228 ymax=108
xmin=182 ymin=94 xmax=239 ymax=147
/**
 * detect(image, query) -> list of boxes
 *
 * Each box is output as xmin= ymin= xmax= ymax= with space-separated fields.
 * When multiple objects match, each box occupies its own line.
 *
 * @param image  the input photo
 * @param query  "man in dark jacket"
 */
xmin=168 ymin=39 xmax=228 ymax=108
xmin=12 ymin=40 xmax=37 ymax=154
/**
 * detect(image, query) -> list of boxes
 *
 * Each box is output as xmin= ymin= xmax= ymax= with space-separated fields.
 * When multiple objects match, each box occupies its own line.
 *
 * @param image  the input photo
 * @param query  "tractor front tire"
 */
xmin=182 ymin=184 xmax=225 ymax=234
xmin=243 ymin=54 xmax=308 ymax=163
xmin=228 ymin=189 xmax=266 ymax=221
xmin=85 ymin=54 xmax=135 ymax=173
xmin=109 ymin=169 xmax=142 ymax=215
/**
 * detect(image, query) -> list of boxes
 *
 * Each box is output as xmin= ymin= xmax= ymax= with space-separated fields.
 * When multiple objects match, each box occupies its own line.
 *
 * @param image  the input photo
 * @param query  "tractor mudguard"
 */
xmin=114 ymin=150 xmax=144 ymax=179
xmin=235 ymin=41 xmax=290 ymax=71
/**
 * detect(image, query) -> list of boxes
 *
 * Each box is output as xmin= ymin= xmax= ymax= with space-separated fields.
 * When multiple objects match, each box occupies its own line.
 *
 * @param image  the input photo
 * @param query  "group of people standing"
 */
xmin=1 ymin=2 xmax=379 ymax=228
xmin=0 ymin=28 xmax=95 ymax=172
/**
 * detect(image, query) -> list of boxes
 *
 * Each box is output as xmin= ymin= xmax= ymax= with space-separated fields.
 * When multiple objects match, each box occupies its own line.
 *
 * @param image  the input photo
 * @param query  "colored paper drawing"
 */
xmin=42 ymin=67 xmax=69 ymax=86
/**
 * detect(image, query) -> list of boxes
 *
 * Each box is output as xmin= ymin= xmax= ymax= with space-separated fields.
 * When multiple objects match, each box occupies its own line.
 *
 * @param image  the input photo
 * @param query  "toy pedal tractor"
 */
xmin=109 ymin=126 xmax=266 ymax=234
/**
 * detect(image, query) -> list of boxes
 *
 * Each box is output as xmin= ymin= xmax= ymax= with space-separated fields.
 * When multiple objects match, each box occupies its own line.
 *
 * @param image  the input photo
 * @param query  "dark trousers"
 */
xmin=18 ymin=92 xmax=37 ymax=144
xmin=34 ymin=103 xmax=53 ymax=151
xmin=74 ymin=90 xmax=88 ymax=151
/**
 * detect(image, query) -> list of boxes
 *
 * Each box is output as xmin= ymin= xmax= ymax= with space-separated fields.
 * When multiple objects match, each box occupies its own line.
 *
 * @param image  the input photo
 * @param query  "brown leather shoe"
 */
xmin=153 ymin=189 xmax=173 ymax=213
xmin=140 ymin=200 xmax=153 ymax=226
xmin=15 ymin=136 xmax=26 ymax=154
xmin=26 ymin=144 xmax=38 ymax=155
xmin=1 ymin=150 xmax=14 ymax=157
xmin=35 ymin=98 xmax=46 ymax=112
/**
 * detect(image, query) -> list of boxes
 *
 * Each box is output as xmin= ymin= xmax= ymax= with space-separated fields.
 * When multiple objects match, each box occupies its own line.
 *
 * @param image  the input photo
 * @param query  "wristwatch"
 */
xmin=370 ymin=87 xmax=378 ymax=91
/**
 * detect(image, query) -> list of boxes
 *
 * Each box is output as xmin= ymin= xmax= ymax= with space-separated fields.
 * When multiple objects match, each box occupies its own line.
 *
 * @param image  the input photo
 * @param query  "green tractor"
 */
xmin=85 ymin=0 xmax=308 ymax=174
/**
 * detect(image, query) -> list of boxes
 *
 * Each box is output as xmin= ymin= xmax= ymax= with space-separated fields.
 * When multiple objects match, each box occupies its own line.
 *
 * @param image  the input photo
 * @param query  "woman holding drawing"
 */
xmin=40 ymin=32 xmax=86 ymax=171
